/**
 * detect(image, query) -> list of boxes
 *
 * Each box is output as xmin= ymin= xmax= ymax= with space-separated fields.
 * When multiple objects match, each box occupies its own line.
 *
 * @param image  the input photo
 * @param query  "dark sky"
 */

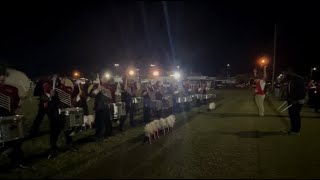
xmin=0 ymin=1 xmax=319 ymax=78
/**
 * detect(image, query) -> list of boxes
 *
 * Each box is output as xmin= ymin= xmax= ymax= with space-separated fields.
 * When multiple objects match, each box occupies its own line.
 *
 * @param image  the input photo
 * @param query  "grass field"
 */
xmin=0 ymin=89 xmax=219 ymax=179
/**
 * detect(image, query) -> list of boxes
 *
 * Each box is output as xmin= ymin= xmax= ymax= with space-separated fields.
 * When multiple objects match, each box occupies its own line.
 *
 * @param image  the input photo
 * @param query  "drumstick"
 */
xmin=97 ymin=73 xmax=101 ymax=86
xmin=52 ymin=75 xmax=57 ymax=90
xmin=280 ymin=104 xmax=292 ymax=113
xmin=277 ymin=101 xmax=287 ymax=110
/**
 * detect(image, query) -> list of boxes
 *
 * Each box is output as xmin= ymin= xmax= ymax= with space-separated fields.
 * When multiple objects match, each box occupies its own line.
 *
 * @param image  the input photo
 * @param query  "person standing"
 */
xmin=314 ymin=81 xmax=320 ymax=113
xmin=92 ymin=85 xmax=111 ymax=142
xmin=285 ymin=67 xmax=306 ymax=134
xmin=142 ymin=90 xmax=151 ymax=124
xmin=253 ymin=66 xmax=267 ymax=117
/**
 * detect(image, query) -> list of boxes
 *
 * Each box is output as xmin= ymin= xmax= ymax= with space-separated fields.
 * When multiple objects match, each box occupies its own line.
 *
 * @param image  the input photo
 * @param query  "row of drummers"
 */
xmin=0 ymin=71 xmax=215 ymax=165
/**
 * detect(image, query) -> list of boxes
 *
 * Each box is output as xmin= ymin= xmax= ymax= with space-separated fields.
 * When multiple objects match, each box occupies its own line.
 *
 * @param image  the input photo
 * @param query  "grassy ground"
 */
xmin=0 ymin=89 xmax=219 ymax=179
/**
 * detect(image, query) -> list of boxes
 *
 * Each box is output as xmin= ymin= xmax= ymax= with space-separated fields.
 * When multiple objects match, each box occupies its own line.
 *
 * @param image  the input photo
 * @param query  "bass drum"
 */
xmin=5 ymin=69 xmax=31 ymax=98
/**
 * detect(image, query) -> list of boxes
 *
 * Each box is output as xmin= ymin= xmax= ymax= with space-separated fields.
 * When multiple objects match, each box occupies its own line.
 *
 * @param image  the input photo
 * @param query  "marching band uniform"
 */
xmin=48 ymin=77 xmax=78 ymax=159
xmin=154 ymin=82 xmax=163 ymax=119
xmin=201 ymin=82 xmax=208 ymax=105
xmin=129 ymin=80 xmax=137 ymax=127
xmin=119 ymin=86 xmax=131 ymax=131
xmin=254 ymin=67 xmax=267 ymax=117
xmin=0 ymin=71 xmax=28 ymax=168
xmin=100 ymin=82 xmax=114 ymax=137
xmin=142 ymin=90 xmax=151 ymax=123
xmin=93 ymin=86 xmax=112 ymax=141
xmin=183 ymin=80 xmax=191 ymax=111
xmin=72 ymin=82 xmax=89 ymax=116
xmin=195 ymin=82 xmax=202 ymax=107
xmin=29 ymin=79 xmax=52 ymax=137
xmin=172 ymin=83 xmax=180 ymax=113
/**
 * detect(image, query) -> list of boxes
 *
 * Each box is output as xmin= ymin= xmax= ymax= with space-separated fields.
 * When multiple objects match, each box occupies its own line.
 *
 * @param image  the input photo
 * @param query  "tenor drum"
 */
xmin=0 ymin=115 xmax=25 ymax=143
xmin=60 ymin=107 xmax=84 ymax=129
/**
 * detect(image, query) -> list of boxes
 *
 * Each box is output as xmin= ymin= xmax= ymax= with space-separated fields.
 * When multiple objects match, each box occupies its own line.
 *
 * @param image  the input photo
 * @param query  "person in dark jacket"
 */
xmin=284 ymin=67 xmax=306 ymax=135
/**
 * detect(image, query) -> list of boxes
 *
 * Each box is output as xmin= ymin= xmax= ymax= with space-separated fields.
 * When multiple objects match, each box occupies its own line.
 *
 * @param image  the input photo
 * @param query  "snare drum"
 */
xmin=60 ymin=107 xmax=84 ymax=129
xmin=0 ymin=115 xmax=24 ymax=143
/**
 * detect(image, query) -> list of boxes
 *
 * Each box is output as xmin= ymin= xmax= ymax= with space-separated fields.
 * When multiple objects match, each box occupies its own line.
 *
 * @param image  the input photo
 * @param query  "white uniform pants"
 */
xmin=255 ymin=94 xmax=265 ymax=116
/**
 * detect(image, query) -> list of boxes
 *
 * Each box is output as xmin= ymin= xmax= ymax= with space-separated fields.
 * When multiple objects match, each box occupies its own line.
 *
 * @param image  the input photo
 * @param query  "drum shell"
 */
xmin=60 ymin=107 xmax=84 ymax=129
xmin=0 ymin=115 xmax=24 ymax=143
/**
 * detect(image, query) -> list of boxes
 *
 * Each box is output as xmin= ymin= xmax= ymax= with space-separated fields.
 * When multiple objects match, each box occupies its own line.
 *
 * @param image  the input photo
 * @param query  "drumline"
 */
xmin=0 ymin=69 xmax=216 ymax=145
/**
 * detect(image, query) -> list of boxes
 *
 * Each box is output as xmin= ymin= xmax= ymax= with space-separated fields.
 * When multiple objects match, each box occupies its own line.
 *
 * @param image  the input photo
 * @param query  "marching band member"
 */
xmin=0 ymin=66 xmax=29 ymax=168
xmin=171 ymin=82 xmax=180 ymax=113
xmin=119 ymin=84 xmax=131 ymax=131
xmin=29 ymin=76 xmax=52 ymax=137
xmin=72 ymin=79 xmax=89 ymax=116
xmin=183 ymin=80 xmax=191 ymax=111
xmin=99 ymin=75 xmax=114 ymax=138
xmin=253 ymin=66 xmax=267 ymax=117
xmin=47 ymin=75 xmax=78 ymax=159
xmin=142 ymin=89 xmax=151 ymax=124
xmin=195 ymin=81 xmax=202 ymax=108
xmin=92 ymin=78 xmax=113 ymax=141
xmin=128 ymin=79 xmax=137 ymax=127
xmin=201 ymin=81 xmax=208 ymax=105
xmin=154 ymin=81 xmax=163 ymax=118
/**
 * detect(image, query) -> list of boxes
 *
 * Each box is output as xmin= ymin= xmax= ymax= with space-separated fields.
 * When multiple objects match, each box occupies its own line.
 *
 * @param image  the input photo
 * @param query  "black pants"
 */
xmin=30 ymin=104 xmax=48 ymax=136
xmin=143 ymin=107 xmax=151 ymax=123
xmin=119 ymin=103 xmax=132 ymax=129
xmin=47 ymin=109 xmax=73 ymax=150
xmin=95 ymin=109 xmax=112 ymax=139
xmin=0 ymin=139 xmax=24 ymax=166
xmin=288 ymin=102 xmax=302 ymax=133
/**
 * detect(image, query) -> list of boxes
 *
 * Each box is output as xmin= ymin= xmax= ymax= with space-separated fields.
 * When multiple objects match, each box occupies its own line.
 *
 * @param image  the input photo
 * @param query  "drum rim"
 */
xmin=61 ymin=107 xmax=84 ymax=112
xmin=0 ymin=115 xmax=24 ymax=121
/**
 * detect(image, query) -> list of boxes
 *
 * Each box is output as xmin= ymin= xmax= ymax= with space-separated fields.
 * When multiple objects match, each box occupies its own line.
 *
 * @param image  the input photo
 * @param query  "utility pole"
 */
xmin=272 ymin=24 xmax=277 ymax=91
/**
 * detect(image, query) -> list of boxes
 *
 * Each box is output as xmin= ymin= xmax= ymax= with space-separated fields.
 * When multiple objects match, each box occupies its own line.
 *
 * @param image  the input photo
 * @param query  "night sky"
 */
xmin=0 ymin=1 xmax=319 ymax=78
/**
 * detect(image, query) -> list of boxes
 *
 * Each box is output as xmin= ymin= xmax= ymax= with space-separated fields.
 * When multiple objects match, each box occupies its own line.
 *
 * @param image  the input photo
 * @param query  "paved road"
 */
xmin=76 ymin=89 xmax=320 ymax=179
